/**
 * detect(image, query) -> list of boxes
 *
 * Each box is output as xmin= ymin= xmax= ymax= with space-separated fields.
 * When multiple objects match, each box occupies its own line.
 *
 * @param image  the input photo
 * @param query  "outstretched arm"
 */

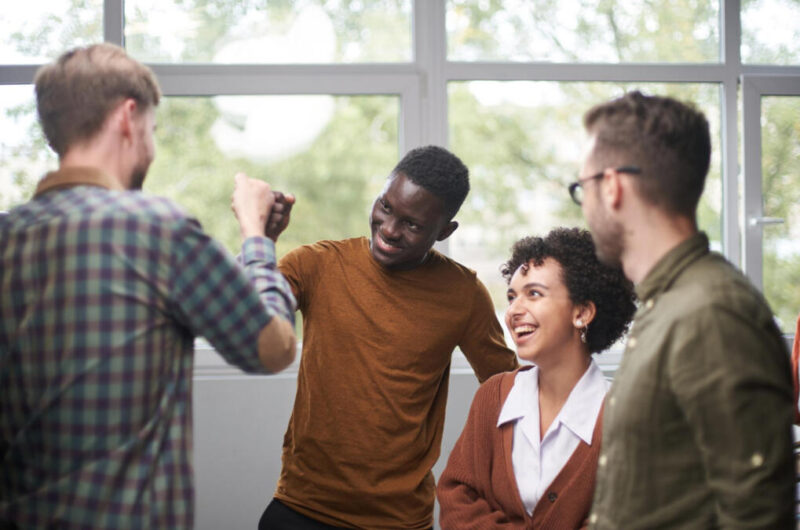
xmin=225 ymin=172 xmax=297 ymax=372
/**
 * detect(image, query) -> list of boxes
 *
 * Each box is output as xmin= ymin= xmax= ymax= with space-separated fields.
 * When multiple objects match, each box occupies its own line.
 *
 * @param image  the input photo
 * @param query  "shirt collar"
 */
xmin=557 ymin=361 xmax=609 ymax=444
xmin=33 ymin=166 xmax=124 ymax=198
xmin=635 ymin=232 xmax=710 ymax=302
xmin=497 ymin=365 xmax=538 ymax=427
xmin=497 ymin=361 xmax=609 ymax=445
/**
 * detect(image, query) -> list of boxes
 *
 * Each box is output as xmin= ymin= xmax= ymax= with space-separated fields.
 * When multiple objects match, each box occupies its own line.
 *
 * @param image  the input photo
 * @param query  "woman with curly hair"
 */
xmin=437 ymin=227 xmax=636 ymax=529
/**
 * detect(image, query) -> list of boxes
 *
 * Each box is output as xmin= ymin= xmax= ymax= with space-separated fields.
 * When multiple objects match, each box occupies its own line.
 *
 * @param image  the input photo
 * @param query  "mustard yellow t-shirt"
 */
xmin=275 ymin=237 xmax=517 ymax=529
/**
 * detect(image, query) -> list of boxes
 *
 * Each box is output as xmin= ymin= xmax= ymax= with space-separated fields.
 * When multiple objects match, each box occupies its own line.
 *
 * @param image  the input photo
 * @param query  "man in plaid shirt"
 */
xmin=0 ymin=43 xmax=297 ymax=528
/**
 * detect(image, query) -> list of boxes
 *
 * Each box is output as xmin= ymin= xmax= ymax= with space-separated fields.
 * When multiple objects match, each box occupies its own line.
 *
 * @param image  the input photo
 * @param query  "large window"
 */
xmin=447 ymin=0 xmax=720 ymax=63
xmin=125 ymin=0 xmax=412 ymax=64
xmin=147 ymin=95 xmax=398 ymax=254
xmin=449 ymin=81 xmax=722 ymax=309
xmin=760 ymin=96 xmax=800 ymax=330
xmin=1 ymin=0 xmax=799 ymax=333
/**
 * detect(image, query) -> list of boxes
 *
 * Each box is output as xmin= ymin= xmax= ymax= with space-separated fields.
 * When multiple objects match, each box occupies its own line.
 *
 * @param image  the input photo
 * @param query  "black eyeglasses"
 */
xmin=568 ymin=166 xmax=642 ymax=206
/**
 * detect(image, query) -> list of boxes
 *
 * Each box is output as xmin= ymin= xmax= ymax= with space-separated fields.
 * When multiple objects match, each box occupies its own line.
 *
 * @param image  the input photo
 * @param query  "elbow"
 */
xmin=257 ymin=317 xmax=297 ymax=373
xmin=265 ymin=334 xmax=297 ymax=373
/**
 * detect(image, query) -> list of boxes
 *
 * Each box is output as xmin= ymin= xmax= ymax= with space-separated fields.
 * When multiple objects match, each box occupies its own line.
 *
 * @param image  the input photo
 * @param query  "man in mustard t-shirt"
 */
xmin=258 ymin=145 xmax=519 ymax=529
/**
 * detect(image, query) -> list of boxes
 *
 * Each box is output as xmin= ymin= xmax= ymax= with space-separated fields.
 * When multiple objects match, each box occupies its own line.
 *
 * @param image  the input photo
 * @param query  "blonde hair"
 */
xmin=34 ymin=43 xmax=161 ymax=157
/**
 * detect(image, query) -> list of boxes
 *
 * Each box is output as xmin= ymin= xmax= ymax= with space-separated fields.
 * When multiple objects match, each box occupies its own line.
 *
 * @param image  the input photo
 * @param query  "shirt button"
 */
xmin=598 ymin=454 xmax=607 ymax=467
xmin=627 ymin=337 xmax=637 ymax=349
xmin=645 ymin=298 xmax=654 ymax=309
xmin=590 ymin=513 xmax=598 ymax=524
xmin=547 ymin=491 xmax=558 ymax=502
xmin=751 ymin=452 xmax=764 ymax=467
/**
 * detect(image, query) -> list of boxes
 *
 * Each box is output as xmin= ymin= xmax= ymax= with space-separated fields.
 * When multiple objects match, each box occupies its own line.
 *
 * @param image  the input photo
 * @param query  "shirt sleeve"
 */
xmin=458 ymin=278 xmax=518 ymax=383
xmin=278 ymin=243 xmax=321 ymax=313
xmin=668 ymin=304 xmax=795 ymax=527
xmin=168 ymin=218 xmax=296 ymax=374
xmin=437 ymin=376 xmax=522 ymax=529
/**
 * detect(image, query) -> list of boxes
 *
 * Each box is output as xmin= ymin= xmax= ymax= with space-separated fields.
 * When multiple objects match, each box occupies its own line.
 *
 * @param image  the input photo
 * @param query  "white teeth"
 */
xmin=379 ymin=235 xmax=399 ymax=249
xmin=514 ymin=325 xmax=535 ymax=334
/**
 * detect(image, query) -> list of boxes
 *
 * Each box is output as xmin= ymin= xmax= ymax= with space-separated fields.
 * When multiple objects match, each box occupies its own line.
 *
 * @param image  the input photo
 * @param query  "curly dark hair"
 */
xmin=391 ymin=145 xmax=469 ymax=219
xmin=500 ymin=227 xmax=637 ymax=354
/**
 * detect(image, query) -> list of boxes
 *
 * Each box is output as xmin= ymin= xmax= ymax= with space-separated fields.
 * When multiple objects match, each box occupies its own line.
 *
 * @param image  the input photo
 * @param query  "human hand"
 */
xmin=264 ymin=191 xmax=295 ymax=242
xmin=231 ymin=172 xmax=275 ymax=240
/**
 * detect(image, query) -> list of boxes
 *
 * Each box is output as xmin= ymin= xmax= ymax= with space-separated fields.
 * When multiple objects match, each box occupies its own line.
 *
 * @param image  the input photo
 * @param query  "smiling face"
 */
xmin=369 ymin=172 xmax=456 ymax=271
xmin=505 ymin=258 xmax=580 ymax=364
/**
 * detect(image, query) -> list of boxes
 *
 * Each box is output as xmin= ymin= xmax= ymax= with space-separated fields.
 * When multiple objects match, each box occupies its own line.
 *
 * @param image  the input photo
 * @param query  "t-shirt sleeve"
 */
xmin=668 ymin=305 xmax=794 ymax=527
xmin=458 ymin=278 xmax=518 ymax=383
xmin=167 ymin=218 xmax=296 ymax=373
xmin=278 ymin=243 xmax=322 ymax=313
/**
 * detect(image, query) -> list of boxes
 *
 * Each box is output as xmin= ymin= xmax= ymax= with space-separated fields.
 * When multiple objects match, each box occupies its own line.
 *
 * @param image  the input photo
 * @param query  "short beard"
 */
xmin=129 ymin=168 xmax=146 ymax=190
xmin=589 ymin=209 xmax=625 ymax=268
xmin=129 ymin=154 xmax=150 ymax=191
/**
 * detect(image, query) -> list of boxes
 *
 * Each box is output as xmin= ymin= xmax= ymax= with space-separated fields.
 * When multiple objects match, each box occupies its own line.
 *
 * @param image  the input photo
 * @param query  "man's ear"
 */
xmin=117 ymin=98 xmax=139 ymax=142
xmin=602 ymin=169 xmax=624 ymax=210
xmin=436 ymin=220 xmax=458 ymax=242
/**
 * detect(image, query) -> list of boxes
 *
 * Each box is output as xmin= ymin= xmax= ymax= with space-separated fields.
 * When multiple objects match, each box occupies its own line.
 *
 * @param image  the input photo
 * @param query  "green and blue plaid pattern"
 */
xmin=0 ymin=183 xmax=295 ymax=528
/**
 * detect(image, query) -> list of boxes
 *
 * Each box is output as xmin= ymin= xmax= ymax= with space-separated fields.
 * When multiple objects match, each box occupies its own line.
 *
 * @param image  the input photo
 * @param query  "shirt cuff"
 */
xmin=240 ymin=236 xmax=278 ymax=267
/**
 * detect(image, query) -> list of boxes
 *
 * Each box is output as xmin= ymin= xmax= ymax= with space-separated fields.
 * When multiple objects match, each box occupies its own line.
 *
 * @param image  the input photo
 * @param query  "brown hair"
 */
xmin=583 ymin=90 xmax=711 ymax=219
xmin=34 ymin=43 xmax=161 ymax=157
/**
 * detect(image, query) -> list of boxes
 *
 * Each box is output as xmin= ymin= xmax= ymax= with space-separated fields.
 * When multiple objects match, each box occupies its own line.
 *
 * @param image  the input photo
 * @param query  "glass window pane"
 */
xmin=0 ymin=86 xmax=56 ymax=212
xmin=446 ymin=0 xmax=720 ymax=63
xmin=145 ymin=95 xmax=399 ymax=255
xmin=0 ymin=1 xmax=103 ymax=63
xmin=761 ymin=96 xmax=800 ymax=332
xmin=742 ymin=0 xmax=800 ymax=65
xmin=126 ymin=0 xmax=412 ymax=64
xmin=448 ymin=82 xmax=721 ymax=317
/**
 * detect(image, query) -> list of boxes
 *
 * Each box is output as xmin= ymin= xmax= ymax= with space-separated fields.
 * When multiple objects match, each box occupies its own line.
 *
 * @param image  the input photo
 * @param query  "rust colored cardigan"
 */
xmin=437 ymin=367 xmax=603 ymax=529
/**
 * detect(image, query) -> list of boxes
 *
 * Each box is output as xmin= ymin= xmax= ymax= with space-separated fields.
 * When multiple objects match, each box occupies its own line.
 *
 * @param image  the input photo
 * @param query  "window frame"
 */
xmin=742 ymin=75 xmax=800 ymax=291
xmin=2 ymin=0 xmax=800 ymax=358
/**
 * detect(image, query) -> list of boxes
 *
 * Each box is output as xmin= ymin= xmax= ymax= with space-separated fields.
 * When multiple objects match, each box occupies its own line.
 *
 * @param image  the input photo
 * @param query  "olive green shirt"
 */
xmin=590 ymin=232 xmax=794 ymax=529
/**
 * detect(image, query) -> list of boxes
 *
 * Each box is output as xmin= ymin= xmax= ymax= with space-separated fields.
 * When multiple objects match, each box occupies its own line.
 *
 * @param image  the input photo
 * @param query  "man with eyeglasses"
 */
xmin=573 ymin=91 xmax=794 ymax=528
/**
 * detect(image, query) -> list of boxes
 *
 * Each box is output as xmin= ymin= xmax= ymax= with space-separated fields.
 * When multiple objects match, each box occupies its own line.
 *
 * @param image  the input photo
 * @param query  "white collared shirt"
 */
xmin=497 ymin=359 xmax=609 ymax=515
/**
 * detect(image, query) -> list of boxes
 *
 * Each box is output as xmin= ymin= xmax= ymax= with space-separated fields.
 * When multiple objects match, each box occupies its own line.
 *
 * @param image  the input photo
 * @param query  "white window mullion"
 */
xmin=104 ymin=0 xmax=124 ymax=46
xmin=720 ymin=0 xmax=741 ymax=266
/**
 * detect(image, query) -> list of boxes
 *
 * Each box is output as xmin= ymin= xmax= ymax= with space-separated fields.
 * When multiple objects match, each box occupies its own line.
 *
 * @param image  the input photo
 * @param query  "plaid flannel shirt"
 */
xmin=0 ymin=167 xmax=296 ymax=529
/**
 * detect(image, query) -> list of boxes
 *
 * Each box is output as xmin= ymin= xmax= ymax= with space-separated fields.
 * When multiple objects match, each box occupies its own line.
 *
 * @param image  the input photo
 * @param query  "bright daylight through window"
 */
xmin=1 ymin=0 xmax=799 ymax=331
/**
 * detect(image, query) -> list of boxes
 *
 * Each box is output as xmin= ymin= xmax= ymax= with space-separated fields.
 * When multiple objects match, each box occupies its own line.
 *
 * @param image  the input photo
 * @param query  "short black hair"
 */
xmin=501 ymin=227 xmax=637 ymax=354
xmin=391 ymin=145 xmax=469 ymax=219
xmin=583 ymin=90 xmax=711 ymax=219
